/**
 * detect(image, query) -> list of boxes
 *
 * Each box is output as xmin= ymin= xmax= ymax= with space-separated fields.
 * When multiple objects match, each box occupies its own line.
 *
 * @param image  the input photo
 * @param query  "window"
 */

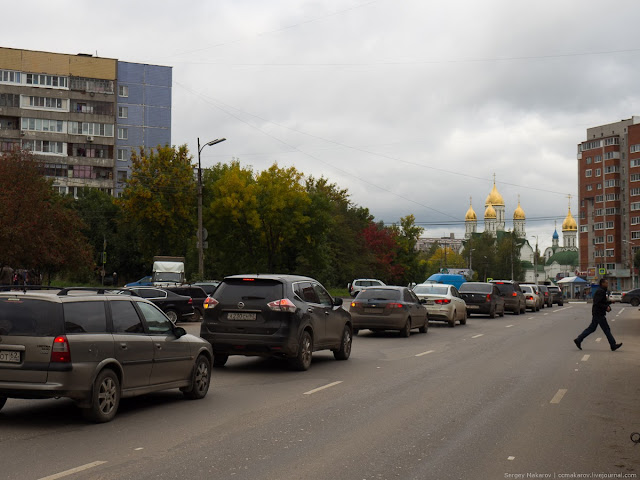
xmin=110 ymin=300 xmax=144 ymax=333
xmin=294 ymin=282 xmax=319 ymax=303
xmin=594 ymin=155 xmax=602 ymax=163
xmin=631 ymin=217 xmax=640 ymax=225
xmin=582 ymin=140 xmax=602 ymax=150
xmin=137 ymin=302 xmax=173 ymax=333
xmin=631 ymin=203 xmax=640 ymax=211
xmin=605 ymin=194 xmax=619 ymax=201
xmin=0 ymin=298 xmax=60 ymax=336
xmin=21 ymin=118 xmax=65 ymax=133
xmin=594 ymin=237 xmax=605 ymax=244
xmin=68 ymin=122 xmax=114 ymax=137
xmin=605 ymin=207 xmax=620 ymax=215
xmin=631 ymin=159 xmax=640 ymax=167
xmin=0 ymin=93 xmax=20 ymax=107
xmin=606 ymin=221 xmax=614 ymax=228
xmin=63 ymin=302 xmax=107 ymax=334
xmin=631 ymin=174 xmax=640 ymax=182
xmin=594 ymin=223 xmax=604 ymax=230
xmin=312 ymin=283 xmax=333 ymax=306
xmin=604 ymin=152 xmax=618 ymax=160
xmin=595 ymin=209 xmax=603 ymax=216
xmin=118 ymin=106 xmax=128 ymax=118
xmin=605 ymin=249 xmax=614 ymax=257
xmin=632 ymin=231 xmax=640 ymax=239
xmin=631 ymin=144 xmax=640 ymax=153
xmin=70 ymin=77 xmax=114 ymax=94
xmin=595 ymin=195 xmax=603 ymax=203
xmin=117 ymin=149 xmax=128 ymax=161
xmin=21 ymin=140 xmax=65 ymax=155
xmin=597 ymin=183 xmax=602 ymax=189
xmin=70 ymin=143 xmax=111 ymax=159
xmin=604 ymin=165 xmax=619 ymax=174
xmin=606 ymin=263 xmax=616 ymax=270
xmin=24 ymin=96 xmax=66 ymax=110
xmin=585 ymin=169 xmax=592 ymax=177
xmin=607 ymin=235 xmax=614 ymax=243
xmin=117 ymin=170 xmax=128 ymax=184
xmin=0 ymin=69 xmax=21 ymax=84
xmin=118 ymin=85 xmax=129 ymax=97
xmin=631 ymin=188 xmax=640 ymax=196
xmin=604 ymin=179 xmax=619 ymax=188
xmin=585 ymin=157 xmax=592 ymax=164
xmin=604 ymin=137 xmax=620 ymax=146
xmin=25 ymin=73 xmax=68 ymax=88
xmin=118 ymin=128 xmax=128 ymax=140
xmin=586 ymin=185 xmax=593 ymax=191
xmin=595 ymin=168 xmax=601 ymax=177
xmin=71 ymin=100 xmax=114 ymax=116
xmin=580 ymin=226 xmax=588 ymax=233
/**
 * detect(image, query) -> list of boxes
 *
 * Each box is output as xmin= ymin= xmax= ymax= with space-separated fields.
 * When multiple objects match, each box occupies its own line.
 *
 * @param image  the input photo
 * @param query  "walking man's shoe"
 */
xmin=574 ymin=338 xmax=582 ymax=350
xmin=611 ymin=343 xmax=622 ymax=351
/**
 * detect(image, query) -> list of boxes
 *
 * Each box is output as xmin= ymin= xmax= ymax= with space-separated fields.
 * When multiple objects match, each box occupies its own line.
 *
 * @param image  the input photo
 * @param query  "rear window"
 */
xmin=521 ymin=285 xmax=533 ymax=293
xmin=413 ymin=285 xmax=449 ymax=295
xmin=458 ymin=283 xmax=492 ymax=293
xmin=356 ymin=280 xmax=383 ymax=287
xmin=547 ymin=286 xmax=560 ymax=292
xmin=357 ymin=289 xmax=401 ymax=300
xmin=0 ymin=297 xmax=62 ymax=337
xmin=492 ymin=283 xmax=515 ymax=294
xmin=64 ymin=301 xmax=108 ymax=333
xmin=216 ymin=279 xmax=284 ymax=303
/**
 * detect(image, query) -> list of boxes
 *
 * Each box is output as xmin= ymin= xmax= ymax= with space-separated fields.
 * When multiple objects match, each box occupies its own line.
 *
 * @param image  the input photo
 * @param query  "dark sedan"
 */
xmin=350 ymin=286 xmax=428 ymax=337
xmin=621 ymin=289 xmax=640 ymax=307
xmin=125 ymin=287 xmax=194 ymax=322
xmin=458 ymin=282 xmax=505 ymax=318
xmin=165 ymin=285 xmax=209 ymax=321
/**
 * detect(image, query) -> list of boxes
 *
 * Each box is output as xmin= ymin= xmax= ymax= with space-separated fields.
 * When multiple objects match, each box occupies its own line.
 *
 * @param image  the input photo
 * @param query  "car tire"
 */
xmin=400 ymin=318 xmax=411 ymax=337
xmin=448 ymin=312 xmax=456 ymax=327
xmin=631 ymin=298 xmax=639 ymax=307
xmin=213 ymin=354 xmax=229 ymax=368
xmin=290 ymin=331 xmax=313 ymax=371
xmin=558 ymin=302 xmax=564 ymax=307
xmin=513 ymin=307 xmax=519 ymax=315
xmin=165 ymin=309 xmax=178 ymax=323
xmin=499 ymin=307 xmax=505 ymax=317
xmin=0 ymin=396 xmax=6 ymax=412
xmin=83 ymin=369 xmax=120 ymax=423
xmin=521 ymin=305 xmax=526 ymax=314
xmin=333 ymin=326 xmax=352 ymax=361
xmin=183 ymin=355 xmax=211 ymax=400
xmin=353 ymin=328 xmax=359 ymax=336
xmin=192 ymin=309 xmax=202 ymax=322
xmin=489 ymin=306 xmax=496 ymax=319
xmin=460 ymin=311 xmax=467 ymax=325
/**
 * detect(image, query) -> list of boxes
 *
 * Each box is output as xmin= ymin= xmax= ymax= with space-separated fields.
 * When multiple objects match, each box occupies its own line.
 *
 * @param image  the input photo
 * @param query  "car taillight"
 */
xmin=486 ymin=294 xmax=492 ymax=302
xmin=351 ymin=301 xmax=362 ymax=308
xmin=512 ymin=292 xmax=518 ymax=297
xmin=386 ymin=303 xmax=404 ymax=309
xmin=204 ymin=297 xmax=218 ymax=309
xmin=434 ymin=299 xmax=451 ymax=305
xmin=51 ymin=335 xmax=70 ymax=363
xmin=188 ymin=297 xmax=193 ymax=304
xmin=526 ymin=295 xmax=533 ymax=300
xmin=267 ymin=298 xmax=297 ymax=313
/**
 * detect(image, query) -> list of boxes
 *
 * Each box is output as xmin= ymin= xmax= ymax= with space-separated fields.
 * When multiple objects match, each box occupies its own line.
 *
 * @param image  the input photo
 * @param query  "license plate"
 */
xmin=364 ymin=308 xmax=382 ymax=314
xmin=227 ymin=312 xmax=257 ymax=321
xmin=0 ymin=350 xmax=20 ymax=363
xmin=467 ymin=305 xmax=479 ymax=309
xmin=426 ymin=301 xmax=434 ymax=305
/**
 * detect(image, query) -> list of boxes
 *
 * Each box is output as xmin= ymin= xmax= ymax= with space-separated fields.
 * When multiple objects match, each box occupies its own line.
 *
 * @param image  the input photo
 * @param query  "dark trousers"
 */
xmin=577 ymin=314 xmax=617 ymax=348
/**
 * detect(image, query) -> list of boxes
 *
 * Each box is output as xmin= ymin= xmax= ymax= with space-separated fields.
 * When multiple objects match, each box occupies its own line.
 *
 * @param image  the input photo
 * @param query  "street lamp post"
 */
xmin=531 ymin=235 xmax=539 ymax=285
xmin=197 ymin=137 xmax=226 ymax=278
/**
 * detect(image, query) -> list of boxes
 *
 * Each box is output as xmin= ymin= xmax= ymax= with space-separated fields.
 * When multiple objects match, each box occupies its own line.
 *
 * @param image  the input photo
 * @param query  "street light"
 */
xmin=197 ymin=137 xmax=226 ymax=278
xmin=531 ymin=235 xmax=539 ymax=285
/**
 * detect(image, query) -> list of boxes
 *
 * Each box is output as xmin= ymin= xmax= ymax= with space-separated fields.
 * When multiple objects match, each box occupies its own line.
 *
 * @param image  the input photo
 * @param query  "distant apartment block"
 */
xmin=577 ymin=117 xmax=640 ymax=291
xmin=0 ymin=47 xmax=171 ymax=196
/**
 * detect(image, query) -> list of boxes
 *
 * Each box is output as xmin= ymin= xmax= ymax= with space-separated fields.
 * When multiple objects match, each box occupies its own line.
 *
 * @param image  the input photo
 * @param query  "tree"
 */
xmin=361 ymin=221 xmax=403 ymax=283
xmin=118 ymin=145 xmax=196 ymax=263
xmin=390 ymin=215 xmax=425 ymax=284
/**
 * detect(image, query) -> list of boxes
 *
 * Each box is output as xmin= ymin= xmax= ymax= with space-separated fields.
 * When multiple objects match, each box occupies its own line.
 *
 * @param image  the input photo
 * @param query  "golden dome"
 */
xmin=513 ymin=198 xmax=526 ymax=220
xmin=484 ymin=203 xmax=497 ymax=219
xmin=485 ymin=181 xmax=505 ymax=207
xmin=562 ymin=207 xmax=578 ymax=231
xmin=465 ymin=198 xmax=477 ymax=221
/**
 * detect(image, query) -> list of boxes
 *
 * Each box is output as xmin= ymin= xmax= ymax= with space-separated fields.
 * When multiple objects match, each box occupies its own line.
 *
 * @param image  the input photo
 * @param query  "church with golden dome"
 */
xmin=542 ymin=199 xmax=579 ymax=281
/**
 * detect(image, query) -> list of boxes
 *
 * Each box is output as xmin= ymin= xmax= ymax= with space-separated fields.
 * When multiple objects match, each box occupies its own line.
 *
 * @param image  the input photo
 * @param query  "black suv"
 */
xmin=201 ymin=275 xmax=353 ymax=371
xmin=489 ymin=280 xmax=526 ymax=314
xmin=546 ymin=285 xmax=564 ymax=306
xmin=165 ymin=285 xmax=209 ymax=322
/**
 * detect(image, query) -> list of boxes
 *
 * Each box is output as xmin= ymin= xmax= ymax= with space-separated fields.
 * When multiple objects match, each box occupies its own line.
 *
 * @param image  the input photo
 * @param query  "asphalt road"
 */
xmin=1 ymin=303 xmax=638 ymax=480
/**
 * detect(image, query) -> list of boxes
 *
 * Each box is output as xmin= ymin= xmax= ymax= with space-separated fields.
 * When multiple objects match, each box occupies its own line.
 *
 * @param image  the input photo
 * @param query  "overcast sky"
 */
xmin=5 ymin=0 xmax=640 ymax=252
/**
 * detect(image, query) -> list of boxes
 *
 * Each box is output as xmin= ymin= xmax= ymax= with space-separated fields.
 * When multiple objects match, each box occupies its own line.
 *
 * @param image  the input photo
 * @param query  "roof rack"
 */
xmin=0 ymin=285 xmax=62 ymax=293
xmin=56 ymin=287 xmax=140 ymax=296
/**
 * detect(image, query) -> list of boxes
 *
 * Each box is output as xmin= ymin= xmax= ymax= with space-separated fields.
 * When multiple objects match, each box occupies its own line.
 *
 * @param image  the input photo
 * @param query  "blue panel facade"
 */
xmin=116 ymin=61 xmax=172 ymax=195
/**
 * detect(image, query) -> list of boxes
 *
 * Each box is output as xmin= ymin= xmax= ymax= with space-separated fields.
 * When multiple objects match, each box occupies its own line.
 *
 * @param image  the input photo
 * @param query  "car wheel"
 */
xmin=213 ymin=354 xmax=229 ymax=368
xmin=448 ymin=311 xmax=456 ymax=327
xmin=290 ymin=331 xmax=313 ymax=371
xmin=183 ymin=355 xmax=211 ymax=400
xmin=558 ymin=302 xmax=564 ymax=307
xmin=513 ymin=307 xmax=520 ymax=315
xmin=400 ymin=318 xmax=411 ymax=338
xmin=165 ymin=309 xmax=178 ymax=323
xmin=521 ymin=305 xmax=526 ymax=314
xmin=499 ymin=306 xmax=505 ymax=317
xmin=83 ymin=369 xmax=120 ymax=423
xmin=192 ymin=309 xmax=202 ymax=322
xmin=0 ymin=396 xmax=6 ymax=412
xmin=419 ymin=317 xmax=428 ymax=333
xmin=460 ymin=311 xmax=467 ymax=325
xmin=631 ymin=298 xmax=640 ymax=307
xmin=333 ymin=326 xmax=352 ymax=361
xmin=489 ymin=306 xmax=496 ymax=319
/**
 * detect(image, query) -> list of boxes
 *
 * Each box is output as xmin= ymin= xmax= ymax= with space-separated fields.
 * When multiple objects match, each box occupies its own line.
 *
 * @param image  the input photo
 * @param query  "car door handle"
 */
xmin=307 ymin=307 xmax=314 ymax=313
xmin=119 ymin=343 xmax=128 ymax=350
xmin=324 ymin=311 xmax=330 ymax=316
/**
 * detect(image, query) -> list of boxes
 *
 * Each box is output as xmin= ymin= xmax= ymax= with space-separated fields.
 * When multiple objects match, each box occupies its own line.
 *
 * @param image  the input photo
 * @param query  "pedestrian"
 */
xmin=574 ymin=278 xmax=622 ymax=351
xmin=112 ymin=272 xmax=118 ymax=287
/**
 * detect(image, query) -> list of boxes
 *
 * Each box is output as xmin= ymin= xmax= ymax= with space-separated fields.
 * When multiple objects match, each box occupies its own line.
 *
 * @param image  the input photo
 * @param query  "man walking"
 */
xmin=574 ymin=278 xmax=622 ymax=351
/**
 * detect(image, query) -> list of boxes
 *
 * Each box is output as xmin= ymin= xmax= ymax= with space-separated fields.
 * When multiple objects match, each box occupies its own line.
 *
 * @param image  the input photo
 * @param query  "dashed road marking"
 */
xmin=38 ymin=461 xmax=107 ymax=480
xmin=581 ymin=354 xmax=590 ymax=362
xmin=471 ymin=334 xmax=484 ymax=339
xmin=304 ymin=381 xmax=343 ymax=395
xmin=618 ymin=308 xmax=625 ymax=316
xmin=596 ymin=337 xmax=602 ymax=343
xmin=528 ymin=317 xmax=534 ymax=320
xmin=415 ymin=350 xmax=435 ymax=357
xmin=553 ymin=306 xmax=572 ymax=313
xmin=550 ymin=389 xmax=568 ymax=404
xmin=507 ymin=456 xmax=515 ymax=461
xmin=134 ymin=448 xmax=144 ymax=451
xmin=506 ymin=325 xmax=514 ymax=328
xmin=543 ymin=313 xmax=549 ymax=316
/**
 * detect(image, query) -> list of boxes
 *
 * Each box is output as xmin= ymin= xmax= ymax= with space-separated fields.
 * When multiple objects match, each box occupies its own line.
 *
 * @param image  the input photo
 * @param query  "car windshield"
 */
xmin=413 ymin=285 xmax=448 ymax=295
xmin=459 ymin=283 xmax=492 ymax=293
xmin=357 ymin=289 xmax=400 ymax=300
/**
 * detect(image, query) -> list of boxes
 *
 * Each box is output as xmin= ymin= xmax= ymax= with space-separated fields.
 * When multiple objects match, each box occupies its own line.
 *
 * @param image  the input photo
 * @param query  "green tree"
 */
xmin=118 ymin=145 xmax=196 ymax=263
xmin=390 ymin=215 xmax=425 ymax=284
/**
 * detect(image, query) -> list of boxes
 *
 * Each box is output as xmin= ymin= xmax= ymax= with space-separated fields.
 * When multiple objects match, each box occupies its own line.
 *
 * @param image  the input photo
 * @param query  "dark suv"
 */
xmin=489 ymin=280 xmax=526 ymax=314
xmin=0 ymin=288 xmax=212 ymax=422
xmin=201 ymin=275 xmax=353 ymax=371
xmin=546 ymin=285 xmax=564 ymax=306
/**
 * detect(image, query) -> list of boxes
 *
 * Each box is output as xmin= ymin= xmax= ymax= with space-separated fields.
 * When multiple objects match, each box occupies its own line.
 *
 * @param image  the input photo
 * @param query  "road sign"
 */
xmin=598 ymin=268 xmax=606 ymax=275
xmin=441 ymin=268 xmax=449 ymax=274
xmin=102 ymin=252 xmax=107 ymax=264
xmin=486 ymin=278 xmax=493 ymax=282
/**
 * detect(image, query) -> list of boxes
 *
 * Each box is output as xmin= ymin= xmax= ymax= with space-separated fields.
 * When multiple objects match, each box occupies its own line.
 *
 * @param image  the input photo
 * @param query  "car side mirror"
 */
xmin=174 ymin=326 xmax=187 ymax=338
xmin=333 ymin=297 xmax=343 ymax=307
xmin=420 ymin=298 xmax=427 ymax=304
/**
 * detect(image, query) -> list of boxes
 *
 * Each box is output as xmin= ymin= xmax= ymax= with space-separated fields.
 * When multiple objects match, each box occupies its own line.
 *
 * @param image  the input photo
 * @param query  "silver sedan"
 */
xmin=413 ymin=283 xmax=467 ymax=328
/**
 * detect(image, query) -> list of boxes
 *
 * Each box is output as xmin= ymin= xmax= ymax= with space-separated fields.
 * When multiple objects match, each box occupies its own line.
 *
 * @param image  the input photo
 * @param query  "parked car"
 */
xmin=348 ymin=278 xmax=386 ymax=298
xmin=458 ymin=282 xmax=506 ymax=318
xmin=536 ymin=285 xmax=553 ymax=308
xmin=412 ymin=283 xmax=467 ymax=327
xmin=521 ymin=285 xmax=541 ymax=312
xmin=125 ymin=287 xmax=194 ymax=323
xmin=0 ymin=287 xmax=212 ymax=422
xmin=621 ymin=289 xmax=640 ymax=307
xmin=201 ymin=275 xmax=352 ymax=371
xmin=124 ymin=275 xmax=152 ymax=287
xmin=546 ymin=285 xmax=564 ymax=306
xmin=489 ymin=280 xmax=526 ymax=314
xmin=165 ymin=285 xmax=209 ymax=322
xmin=350 ymin=286 xmax=428 ymax=336
xmin=608 ymin=291 xmax=623 ymax=303
xmin=194 ymin=281 xmax=220 ymax=296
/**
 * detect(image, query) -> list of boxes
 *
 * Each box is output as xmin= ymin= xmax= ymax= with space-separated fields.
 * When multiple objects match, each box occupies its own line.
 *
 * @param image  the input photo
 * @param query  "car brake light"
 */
xmin=526 ymin=295 xmax=533 ymax=300
xmin=267 ymin=298 xmax=297 ymax=313
xmin=486 ymin=294 xmax=492 ymax=302
xmin=51 ymin=335 xmax=71 ymax=363
xmin=434 ymin=299 xmax=451 ymax=305
xmin=512 ymin=292 xmax=518 ymax=297
xmin=204 ymin=297 xmax=218 ymax=309
xmin=188 ymin=297 xmax=193 ymax=304
xmin=242 ymin=278 xmax=255 ymax=282
xmin=386 ymin=303 xmax=404 ymax=309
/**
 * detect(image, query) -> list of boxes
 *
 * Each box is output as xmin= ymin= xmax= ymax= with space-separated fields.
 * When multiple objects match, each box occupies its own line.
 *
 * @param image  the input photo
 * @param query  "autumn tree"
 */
xmin=390 ymin=215 xmax=425 ymax=285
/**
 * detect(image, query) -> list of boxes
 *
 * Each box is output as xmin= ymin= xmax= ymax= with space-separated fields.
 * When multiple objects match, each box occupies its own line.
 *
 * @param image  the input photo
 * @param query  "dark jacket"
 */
xmin=592 ymin=287 xmax=611 ymax=317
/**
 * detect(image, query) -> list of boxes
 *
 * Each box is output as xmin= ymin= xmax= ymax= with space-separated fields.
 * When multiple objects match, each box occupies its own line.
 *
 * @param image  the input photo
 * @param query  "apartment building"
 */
xmin=577 ymin=117 xmax=640 ymax=291
xmin=0 ymin=47 xmax=171 ymax=196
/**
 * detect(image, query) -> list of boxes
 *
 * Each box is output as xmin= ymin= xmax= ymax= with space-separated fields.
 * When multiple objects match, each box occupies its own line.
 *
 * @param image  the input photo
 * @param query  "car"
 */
xmin=165 ymin=285 xmax=209 ymax=322
xmin=348 ymin=278 xmax=386 ymax=298
xmin=125 ymin=287 xmax=194 ymax=323
xmin=536 ymin=285 xmax=553 ymax=308
xmin=608 ymin=291 xmax=623 ymax=303
xmin=124 ymin=275 xmax=152 ymax=287
xmin=546 ymin=285 xmax=564 ymax=306
xmin=621 ymin=288 xmax=640 ymax=307
xmin=489 ymin=280 xmax=526 ymax=314
xmin=458 ymin=282 xmax=506 ymax=318
xmin=194 ymin=281 xmax=220 ymax=296
xmin=522 ymin=284 xmax=544 ymax=310
xmin=424 ymin=273 xmax=467 ymax=290
xmin=350 ymin=286 xmax=428 ymax=336
xmin=412 ymin=283 xmax=467 ymax=327
xmin=201 ymin=274 xmax=352 ymax=371
xmin=521 ymin=285 xmax=541 ymax=311
xmin=0 ymin=287 xmax=213 ymax=423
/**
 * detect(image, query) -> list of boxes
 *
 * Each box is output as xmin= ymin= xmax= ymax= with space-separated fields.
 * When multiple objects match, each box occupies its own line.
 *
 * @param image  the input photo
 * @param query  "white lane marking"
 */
xmin=507 ymin=456 xmax=515 ymax=461
xmin=595 ymin=337 xmax=602 ymax=343
xmin=38 ymin=461 xmax=107 ymax=480
xmin=527 ymin=317 xmax=534 ymax=320
xmin=618 ymin=307 xmax=625 ymax=315
xmin=134 ymin=448 xmax=144 ymax=451
xmin=505 ymin=324 xmax=514 ymax=328
xmin=581 ymin=354 xmax=590 ymax=362
xmin=471 ymin=334 xmax=484 ymax=339
xmin=304 ymin=381 xmax=343 ymax=395
xmin=543 ymin=313 xmax=549 ymax=316
xmin=611 ymin=319 xmax=615 ymax=322
xmin=415 ymin=350 xmax=435 ymax=357
xmin=550 ymin=389 xmax=568 ymax=404
xmin=553 ymin=306 xmax=573 ymax=313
